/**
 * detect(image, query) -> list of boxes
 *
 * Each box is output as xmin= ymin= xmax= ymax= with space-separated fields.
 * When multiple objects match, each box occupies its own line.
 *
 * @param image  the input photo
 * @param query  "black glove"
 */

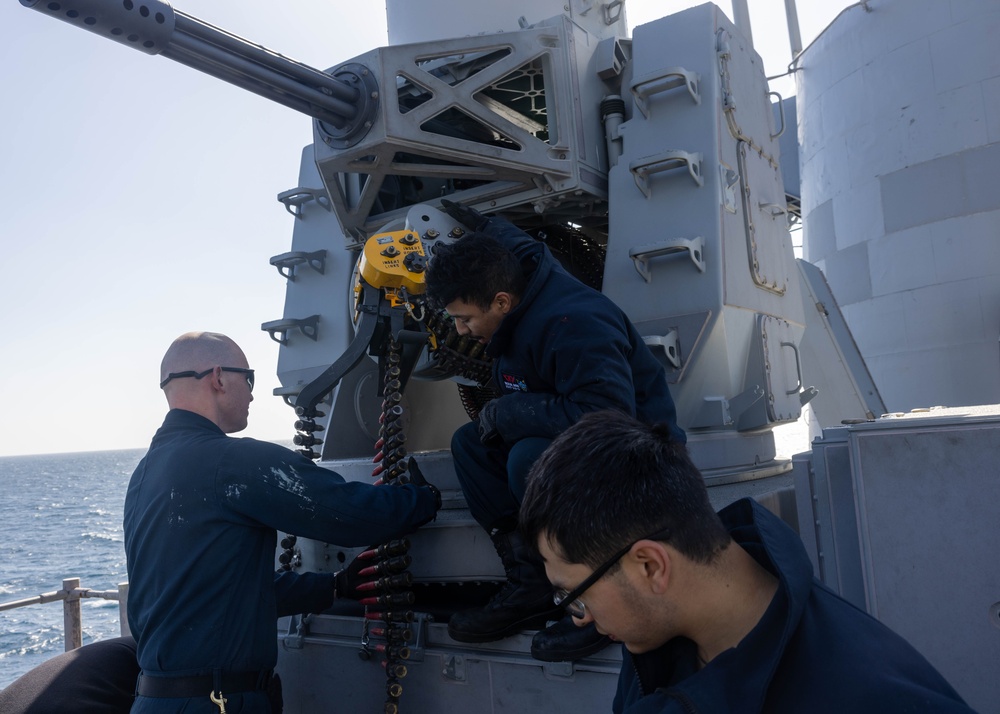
xmin=440 ymin=198 xmax=489 ymax=232
xmin=334 ymin=549 xmax=369 ymax=601
xmin=476 ymin=398 xmax=502 ymax=445
xmin=404 ymin=457 xmax=442 ymax=512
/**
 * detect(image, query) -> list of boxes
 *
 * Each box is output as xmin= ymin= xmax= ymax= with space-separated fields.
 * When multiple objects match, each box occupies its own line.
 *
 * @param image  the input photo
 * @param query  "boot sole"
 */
xmin=447 ymin=607 xmax=563 ymax=644
xmin=530 ymin=634 xmax=614 ymax=662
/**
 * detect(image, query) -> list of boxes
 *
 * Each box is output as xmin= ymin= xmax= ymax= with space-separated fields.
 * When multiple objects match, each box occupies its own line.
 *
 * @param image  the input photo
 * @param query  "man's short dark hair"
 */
xmin=520 ymin=410 xmax=730 ymax=569
xmin=425 ymin=233 xmax=527 ymax=310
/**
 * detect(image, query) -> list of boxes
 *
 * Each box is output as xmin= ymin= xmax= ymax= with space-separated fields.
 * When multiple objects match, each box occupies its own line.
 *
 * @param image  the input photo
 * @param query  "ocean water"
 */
xmin=0 ymin=448 xmax=145 ymax=690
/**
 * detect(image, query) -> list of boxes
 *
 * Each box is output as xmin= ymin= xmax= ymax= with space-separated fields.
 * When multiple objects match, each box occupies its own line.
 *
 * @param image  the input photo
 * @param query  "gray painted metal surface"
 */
xmin=797 ymin=406 xmax=1000 ymax=714
xmin=277 ymin=614 xmax=621 ymax=714
xmin=795 ymin=258 xmax=885 ymax=428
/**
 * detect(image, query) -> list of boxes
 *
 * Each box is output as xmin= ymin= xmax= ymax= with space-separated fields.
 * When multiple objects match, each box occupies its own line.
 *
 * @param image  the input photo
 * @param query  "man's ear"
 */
xmin=494 ymin=291 xmax=514 ymax=314
xmin=630 ymin=541 xmax=672 ymax=595
xmin=208 ymin=366 xmax=226 ymax=393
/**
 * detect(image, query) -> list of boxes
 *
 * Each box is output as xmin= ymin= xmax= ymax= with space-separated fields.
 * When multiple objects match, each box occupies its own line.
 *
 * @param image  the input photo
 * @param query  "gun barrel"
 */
xmin=20 ymin=0 xmax=371 ymax=132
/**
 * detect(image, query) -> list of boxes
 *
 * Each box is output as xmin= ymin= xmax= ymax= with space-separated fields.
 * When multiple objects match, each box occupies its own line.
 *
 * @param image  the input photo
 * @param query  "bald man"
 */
xmin=124 ymin=332 xmax=440 ymax=713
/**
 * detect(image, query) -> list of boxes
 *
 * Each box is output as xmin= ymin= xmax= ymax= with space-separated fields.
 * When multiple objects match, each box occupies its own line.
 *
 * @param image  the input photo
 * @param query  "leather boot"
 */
xmin=531 ymin=615 xmax=613 ymax=662
xmin=447 ymin=530 xmax=563 ymax=643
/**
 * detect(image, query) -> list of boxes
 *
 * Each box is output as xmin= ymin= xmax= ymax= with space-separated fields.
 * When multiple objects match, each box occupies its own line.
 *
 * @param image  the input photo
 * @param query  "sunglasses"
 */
xmin=553 ymin=526 xmax=671 ymax=619
xmin=159 ymin=367 xmax=255 ymax=392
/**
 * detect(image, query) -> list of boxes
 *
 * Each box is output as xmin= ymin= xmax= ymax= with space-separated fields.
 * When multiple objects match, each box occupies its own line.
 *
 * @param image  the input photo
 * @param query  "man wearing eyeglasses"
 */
xmin=425 ymin=202 xmax=685 ymax=663
xmin=123 ymin=331 xmax=441 ymax=713
xmin=519 ymin=410 xmax=974 ymax=714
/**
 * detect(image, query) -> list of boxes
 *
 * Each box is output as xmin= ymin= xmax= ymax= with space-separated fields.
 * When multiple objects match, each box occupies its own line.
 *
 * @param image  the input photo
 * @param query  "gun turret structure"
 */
xmin=19 ymin=1 xmax=1000 ymax=711
xmin=17 ymin=2 xmax=891 ymax=712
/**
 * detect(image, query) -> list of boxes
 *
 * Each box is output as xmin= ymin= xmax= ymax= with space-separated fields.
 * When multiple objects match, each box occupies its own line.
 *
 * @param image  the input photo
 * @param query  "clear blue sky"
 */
xmin=0 ymin=0 xmax=842 ymax=456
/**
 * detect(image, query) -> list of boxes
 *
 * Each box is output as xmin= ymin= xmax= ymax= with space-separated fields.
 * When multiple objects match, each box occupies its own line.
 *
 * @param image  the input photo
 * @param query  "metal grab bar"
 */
xmin=629 ymin=150 xmax=704 ymax=198
xmin=270 ymin=250 xmax=328 ymax=281
xmin=277 ymin=187 xmax=332 ymax=218
xmin=628 ymin=236 xmax=706 ymax=282
xmin=261 ymin=315 xmax=321 ymax=344
xmin=630 ymin=66 xmax=701 ymax=118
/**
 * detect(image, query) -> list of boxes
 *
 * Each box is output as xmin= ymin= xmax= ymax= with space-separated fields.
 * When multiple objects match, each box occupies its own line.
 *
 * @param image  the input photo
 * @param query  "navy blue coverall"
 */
xmin=453 ymin=217 xmax=685 ymax=531
xmin=123 ymin=409 xmax=438 ymax=713
xmin=614 ymin=499 xmax=975 ymax=714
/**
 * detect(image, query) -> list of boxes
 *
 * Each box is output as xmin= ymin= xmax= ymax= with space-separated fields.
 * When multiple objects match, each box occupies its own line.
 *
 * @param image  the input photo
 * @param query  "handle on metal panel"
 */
xmin=629 ymin=150 xmax=703 ymax=198
xmin=603 ymin=0 xmax=624 ymax=24
xmin=769 ymin=91 xmax=785 ymax=139
xmin=780 ymin=340 xmax=803 ymax=395
xmin=630 ymin=66 xmax=701 ymax=118
xmin=277 ymin=186 xmax=332 ymax=218
xmin=261 ymin=315 xmax=320 ymax=345
xmin=628 ymin=236 xmax=706 ymax=282
xmin=269 ymin=250 xmax=328 ymax=281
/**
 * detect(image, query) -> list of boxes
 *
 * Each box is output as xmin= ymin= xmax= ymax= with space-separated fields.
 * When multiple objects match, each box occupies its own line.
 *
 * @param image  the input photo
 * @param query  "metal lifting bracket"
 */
xmin=269 ymin=250 xmax=328 ymax=281
xmin=277 ymin=186 xmax=332 ymax=218
xmin=643 ymin=329 xmax=682 ymax=369
xmin=628 ymin=236 xmax=706 ymax=282
xmin=630 ymin=66 xmax=701 ymax=118
xmin=260 ymin=315 xmax=320 ymax=345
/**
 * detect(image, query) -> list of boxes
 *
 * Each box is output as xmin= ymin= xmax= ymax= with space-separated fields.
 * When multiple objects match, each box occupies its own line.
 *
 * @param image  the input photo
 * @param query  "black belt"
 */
xmin=136 ymin=670 xmax=272 ymax=698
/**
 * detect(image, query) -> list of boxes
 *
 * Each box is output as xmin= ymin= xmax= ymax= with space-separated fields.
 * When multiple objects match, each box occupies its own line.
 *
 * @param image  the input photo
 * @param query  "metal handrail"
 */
xmin=0 ymin=578 xmax=130 ymax=652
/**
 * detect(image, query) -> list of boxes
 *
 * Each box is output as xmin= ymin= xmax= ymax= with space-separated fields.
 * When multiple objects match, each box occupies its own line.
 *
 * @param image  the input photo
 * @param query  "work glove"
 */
xmin=440 ymin=198 xmax=490 ymax=232
xmin=334 ymin=549 xmax=369 ymax=601
xmin=334 ymin=541 xmax=413 ymax=600
xmin=476 ymin=398 xmax=502 ymax=445
xmin=403 ymin=457 xmax=442 ymax=514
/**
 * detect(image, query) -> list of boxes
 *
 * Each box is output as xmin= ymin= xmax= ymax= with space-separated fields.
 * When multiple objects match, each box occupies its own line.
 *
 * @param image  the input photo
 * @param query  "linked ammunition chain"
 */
xmin=277 ymin=534 xmax=299 ymax=572
xmin=457 ymin=384 xmax=498 ymax=421
xmin=423 ymin=309 xmax=492 ymax=386
xmin=292 ymin=411 xmax=325 ymax=460
xmin=280 ymin=405 xmax=328 ymax=572
xmin=363 ymin=336 xmax=417 ymax=714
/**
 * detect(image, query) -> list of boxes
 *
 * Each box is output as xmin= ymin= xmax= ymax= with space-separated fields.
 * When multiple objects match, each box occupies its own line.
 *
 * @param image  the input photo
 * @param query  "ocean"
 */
xmin=0 ymin=448 xmax=145 ymax=690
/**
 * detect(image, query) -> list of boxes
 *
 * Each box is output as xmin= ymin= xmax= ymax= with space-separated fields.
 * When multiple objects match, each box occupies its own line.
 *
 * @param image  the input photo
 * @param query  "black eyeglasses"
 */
xmin=160 ymin=367 xmax=255 ymax=392
xmin=553 ymin=526 xmax=671 ymax=619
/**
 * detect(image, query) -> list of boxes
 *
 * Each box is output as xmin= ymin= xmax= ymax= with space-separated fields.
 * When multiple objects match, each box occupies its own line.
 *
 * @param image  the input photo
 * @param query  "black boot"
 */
xmin=531 ymin=616 xmax=613 ymax=662
xmin=447 ymin=530 xmax=563 ymax=643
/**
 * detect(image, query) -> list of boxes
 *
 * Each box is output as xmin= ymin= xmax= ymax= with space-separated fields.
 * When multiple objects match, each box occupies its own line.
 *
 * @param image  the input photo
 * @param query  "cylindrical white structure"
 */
xmin=797 ymin=0 xmax=1000 ymax=412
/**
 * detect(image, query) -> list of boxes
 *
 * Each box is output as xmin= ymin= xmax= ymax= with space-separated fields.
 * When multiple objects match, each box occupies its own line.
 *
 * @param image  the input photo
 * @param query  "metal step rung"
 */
xmin=630 ymin=66 xmax=701 ymax=118
xmin=269 ymin=250 xmax=328 ymax=281
xmin=629 ymin=150 xmax=703 ymax=198
xmin=261 ymin=315 xmax=320 ymax=345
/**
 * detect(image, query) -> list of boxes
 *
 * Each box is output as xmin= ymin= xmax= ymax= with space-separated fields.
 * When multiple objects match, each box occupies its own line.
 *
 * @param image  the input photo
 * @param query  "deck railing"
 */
xmin=0 ymin=578 xmax=130 ymax=651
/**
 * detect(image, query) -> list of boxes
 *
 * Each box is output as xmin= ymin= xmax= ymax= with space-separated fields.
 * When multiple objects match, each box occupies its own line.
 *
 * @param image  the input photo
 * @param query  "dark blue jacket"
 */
xmin=482 ymin=217 xmax=684 ymax=444
xmin=614 ymin=499 xmax=974 ymax=713
xmin=123 ymin=409 xmax=437 ymax=681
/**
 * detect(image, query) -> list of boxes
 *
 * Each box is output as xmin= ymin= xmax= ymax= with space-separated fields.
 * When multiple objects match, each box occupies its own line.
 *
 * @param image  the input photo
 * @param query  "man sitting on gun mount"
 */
xmin=519 ymin=411 xmax=975 ymax=713
xmin=425 ymin=202 xmax=685 ymax=662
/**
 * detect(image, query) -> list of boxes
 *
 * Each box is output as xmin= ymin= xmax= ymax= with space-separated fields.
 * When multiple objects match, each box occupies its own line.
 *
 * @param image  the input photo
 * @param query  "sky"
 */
xmin=0 ymin=0 xmax=848 ymax=456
